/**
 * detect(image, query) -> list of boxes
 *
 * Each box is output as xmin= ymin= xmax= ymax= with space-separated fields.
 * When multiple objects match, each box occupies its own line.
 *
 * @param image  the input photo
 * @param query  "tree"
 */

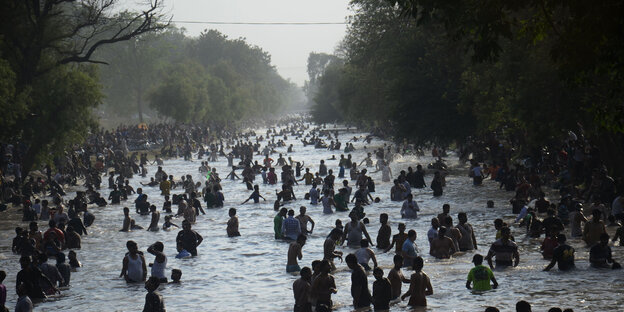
xmin=0 ymin=0 xmax=169 ymax=176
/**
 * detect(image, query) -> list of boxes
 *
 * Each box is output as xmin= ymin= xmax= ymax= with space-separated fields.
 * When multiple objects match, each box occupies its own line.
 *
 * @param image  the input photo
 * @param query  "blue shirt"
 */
xmin=281 ymin=216 xmax=301 ymax=240
xmin=401 ymin=239 xmax=417 ymax=267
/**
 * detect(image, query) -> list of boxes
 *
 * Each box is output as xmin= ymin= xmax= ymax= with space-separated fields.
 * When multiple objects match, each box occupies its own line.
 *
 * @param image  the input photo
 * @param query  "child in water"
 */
xmin=170 ymin=269 xmax=182 ymax=283
xmin=68 ymin=250 xmax=81 ymax=269
xmin=162 ymin=215 xmax=179 ymax=230
xmin=227 ymin=208 xmax=241 ymax=237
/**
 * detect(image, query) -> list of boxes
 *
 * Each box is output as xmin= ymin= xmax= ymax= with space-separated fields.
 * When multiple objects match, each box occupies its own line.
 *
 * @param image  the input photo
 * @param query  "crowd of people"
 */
xmin=1 ymin=116 xmax=622 ymax=311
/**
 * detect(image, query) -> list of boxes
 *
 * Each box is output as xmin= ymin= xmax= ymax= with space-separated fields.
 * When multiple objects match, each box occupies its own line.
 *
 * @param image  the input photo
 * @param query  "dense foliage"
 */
xmin=309 ymin=0 xmax=624 ymax=171
xmin=0 ymin=0 xmax=167 ymax=175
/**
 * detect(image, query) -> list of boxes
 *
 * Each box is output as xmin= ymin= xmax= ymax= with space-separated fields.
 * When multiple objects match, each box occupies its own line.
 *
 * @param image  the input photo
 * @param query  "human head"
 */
xmin=442 ymin=204 xmax=450 ymax=213
xmin=412 ymin=256 xmax=424 ymax=271
xmin=145 ymin=276 xmax=160 ymax=292
xmin=501 ymin=227 xmax=511 ymax=240
xmin=472 ymin=254 xmax=484 ymax=265
xmin=458 ymin=212 xmax=467 ymax=223
xmin=288 ymin=209 xmax=295 ymax=217
xmin=380 ymin=213 xmax=388 ymax=224
xmin=299 ymin=206 xmax=307 ymax=215
xmin=485 ymin=307 xmax=500 ymax=312
xmin=360 ymin=239 xmax=369 ymax=248
xmin=345 ymin=253 xmax=358 ymax=268
xmin=229 ymin=208 xmax=237 ymax=217
xmin=373 ymin=267 xmax=384 ymax=280
xmin=516 ymin=300 xmax=532 ymax=312
xmin=299 ymin=266 xmax=312 ymax=281
xmin=126 ymin=240 xmax=138 ymax=253
xmin=557 ymin=234 xmax=567 ymax=244
xmin=398 ymin=223 xmax=406 ymax=232
xmin=171 ymin=269 xmax=182 ymax=282
xmin=408 ymin=229 xmax=416 ymax=241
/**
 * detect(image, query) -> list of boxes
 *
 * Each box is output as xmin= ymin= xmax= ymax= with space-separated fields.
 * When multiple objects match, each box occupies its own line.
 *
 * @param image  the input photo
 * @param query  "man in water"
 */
xmin=287 ymin=235 xmax=307 ymax=273
xmin=544 ymin=234 xmax=575 ymax=271
xmin=343 ymin=212 xmax=374 ymax=248
xmin=401 ymin=256 xmax=433 ymax=307
xmin=293 ymin=267 xmax=312 ymax=312
xmin=274 ymin=208 xmax=287 ymax=239
xmin=310 ymin=260 xmax=337 ymax=311
xmin=296 ymin=206 xmax=315 ymax=236
xmin=589 ymin=233 xmax=620 ymax=268
xmin=120 ymin=240 xmax=147 ymax=283
xmin=486 ymin=227 xmax=519 ymax=269
xmin=147 ymin=205 xmax=160 ymax=231
xmin=345 ymin=253 xmax=371 ymax=309
xmin=457 ymin=212 xmax=478 ymax=251
xmin=401 ymin=230 xmax=418 ymax=267
xmin=175 ymin=220 xmax=203 ymax=256
xmin=143 ymin=276 xmax=166 ymax=312
xmin=372 ymin=267 xmax=392 ymax=311
xmin=387 ymin=254 xmax=410 ymax=300
xmin=430 ymin=227 xmax=457 ymax=259
xmin=466 ymin=254 xmax=498 ymax=291
xmin=324 ymin=229 xmax=343 ymax=270
xmin=282 ymin=209 xmax=302 ymax=240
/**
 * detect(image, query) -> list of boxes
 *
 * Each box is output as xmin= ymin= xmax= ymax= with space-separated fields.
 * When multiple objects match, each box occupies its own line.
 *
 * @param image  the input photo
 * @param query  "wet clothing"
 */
xmin=143 ymin=290 xmax=166 ymax=312
xmin=467 ymin=265 xmax=494 ymax=291
xmin=552 ymin=244 xmax=575 ymax=270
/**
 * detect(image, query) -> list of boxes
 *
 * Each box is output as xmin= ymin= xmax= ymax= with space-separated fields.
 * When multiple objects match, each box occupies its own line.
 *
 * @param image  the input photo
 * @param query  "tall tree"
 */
xmin=0 ymin=0 xmax=169 ymax=176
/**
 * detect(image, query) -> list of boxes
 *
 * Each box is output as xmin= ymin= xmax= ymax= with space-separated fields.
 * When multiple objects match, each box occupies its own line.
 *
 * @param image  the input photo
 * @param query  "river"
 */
xmin=0 ymin=123 xmax=622 ymax=311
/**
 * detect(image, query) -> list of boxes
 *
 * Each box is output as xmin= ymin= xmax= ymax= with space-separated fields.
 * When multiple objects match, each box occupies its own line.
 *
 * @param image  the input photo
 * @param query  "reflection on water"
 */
xmin=1 ymin=125 xmax=623 ymax=311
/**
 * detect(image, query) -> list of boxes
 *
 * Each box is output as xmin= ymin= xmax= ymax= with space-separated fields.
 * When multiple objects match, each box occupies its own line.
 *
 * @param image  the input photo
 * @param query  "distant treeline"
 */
xmin=0 ymin=1 xmax=298 ymax=176
xmin=307 ymin=0 xmax=624 ymax=172
xmin=96 ymin=27 xmax=301 ymax=124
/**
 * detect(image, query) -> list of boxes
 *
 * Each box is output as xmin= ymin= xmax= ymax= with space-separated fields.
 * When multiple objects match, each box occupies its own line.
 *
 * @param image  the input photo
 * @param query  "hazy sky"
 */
xmin=161 ymin=0 xmax=352 ymax=86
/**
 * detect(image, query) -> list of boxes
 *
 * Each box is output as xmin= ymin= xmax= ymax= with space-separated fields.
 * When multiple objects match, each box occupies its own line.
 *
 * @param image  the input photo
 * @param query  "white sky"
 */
xmin=161 ymin=0 xmax=351 ymax=86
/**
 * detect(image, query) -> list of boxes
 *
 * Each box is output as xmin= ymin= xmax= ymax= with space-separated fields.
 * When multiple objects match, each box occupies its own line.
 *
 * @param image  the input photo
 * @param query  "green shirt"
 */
xmin=467 ymin=265 xmax=494 ymax=291
xmin=334 ymin=194 xmax=349 ymax=211
xmin=274 ymin=214 xmax=283 ymax=239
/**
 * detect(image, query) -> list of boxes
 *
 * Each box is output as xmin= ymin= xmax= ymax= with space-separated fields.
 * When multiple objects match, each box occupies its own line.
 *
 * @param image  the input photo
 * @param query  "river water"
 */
xmin=0 ymin=124 xmax=622 ymax=311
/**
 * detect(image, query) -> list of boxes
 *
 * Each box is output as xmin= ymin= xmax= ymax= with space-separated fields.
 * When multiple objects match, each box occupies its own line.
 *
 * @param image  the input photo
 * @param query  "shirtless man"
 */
xmin=296 ymin=206 xmax=315 ymax=236
xmin=376 ymin=213 xmax=391 ymax=250
xmin=287 ymin=235 xmax=307 ymax=273
xmin=388 ymin=255 xmax=410 ymax=300
xmin=324 ymin=229 xmax=343 ymax=270
xmin=121 ymin=207 xmax=132 ymax=232
xmin=310 ymin=260 xmax=337 ymax=311
xmin=293 ymin=267 xmax=312 ymax=312
xmin=147 ymin=205 xmax=160 ymax=231
xmin=385 ymin=223 xmax=408 ymax=254
xmin=430 ymin=227 xmax=457 ymax=259
xmin=456 ymin=212 xmax=478 ymax=251
xmin=401 ymin=256 xmax=433 ymax=307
